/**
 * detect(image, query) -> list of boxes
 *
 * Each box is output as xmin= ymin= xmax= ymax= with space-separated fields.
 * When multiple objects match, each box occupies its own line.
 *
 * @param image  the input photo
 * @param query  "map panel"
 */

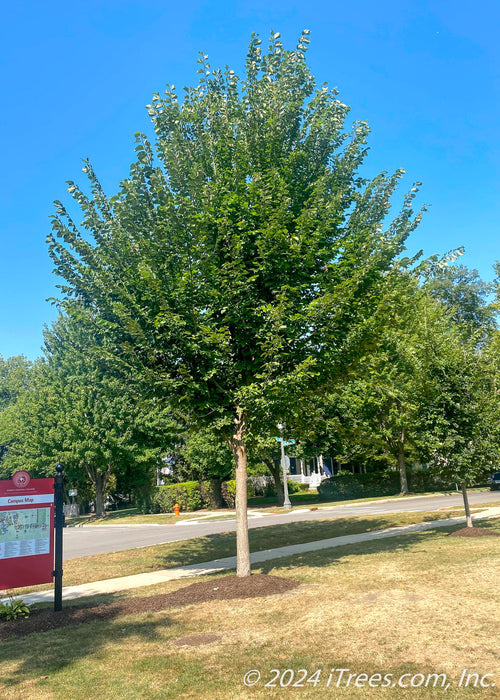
xmin=0 ymin=507 xmax=50 ymax=559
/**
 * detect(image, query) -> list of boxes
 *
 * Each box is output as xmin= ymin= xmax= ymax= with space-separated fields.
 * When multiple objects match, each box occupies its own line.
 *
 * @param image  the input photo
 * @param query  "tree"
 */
xmin=47 ymin=31 xmax=424 ymax=575
xmin=424 ymin=264 xmax=496 ymax=339
xmin=0 ymin=355 xmax=32 ymax=462
xmin=330 ymin=275 xmax=426 ymax=492
xmin=181 ymin=428 xmax=234 ymax=507
xmin=1 ymin=313 xmax=169 ymax=513
xmin=417 ymin=306 xmax=497 ymax=526
xmin=0 ymin=355 xmax=31 ymax=412
xmin=308 ymin=275 xmax=436 ymax=492
xmin=309 ymin=265 xmax=498 ymax=503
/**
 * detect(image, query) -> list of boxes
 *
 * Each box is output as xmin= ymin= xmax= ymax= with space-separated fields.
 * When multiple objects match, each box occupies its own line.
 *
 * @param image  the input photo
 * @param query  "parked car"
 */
xmin=488 ymin=472 xmax=500 ymax=490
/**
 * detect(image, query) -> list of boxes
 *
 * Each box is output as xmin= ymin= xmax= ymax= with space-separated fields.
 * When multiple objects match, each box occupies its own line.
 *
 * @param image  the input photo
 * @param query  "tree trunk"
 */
xmin=265 ymin=457 xmax=284 ymax=506
xmin=230 ymin=410 xmax=251 ymax=577
xmin=209 ymin=477 xmax=224 ymax=509
xmin=461 ymin=481 xmax=473 ymax=528
xmin=87 ymin=466 xmax=109 ymax=516
xmin=94 ymin=472 xmax=107 ymax=515
xmin=398 ymin=428 xmax=409 ymax=495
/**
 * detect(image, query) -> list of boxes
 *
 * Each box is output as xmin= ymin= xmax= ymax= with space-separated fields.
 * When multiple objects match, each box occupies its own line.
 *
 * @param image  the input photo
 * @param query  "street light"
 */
xmin=277 ymin=422 xmax=292 ymax=511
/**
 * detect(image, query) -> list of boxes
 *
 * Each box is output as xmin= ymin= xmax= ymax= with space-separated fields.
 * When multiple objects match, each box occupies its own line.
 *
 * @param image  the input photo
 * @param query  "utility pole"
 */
xmin=278 ymin=423 xmax=292 ymax=511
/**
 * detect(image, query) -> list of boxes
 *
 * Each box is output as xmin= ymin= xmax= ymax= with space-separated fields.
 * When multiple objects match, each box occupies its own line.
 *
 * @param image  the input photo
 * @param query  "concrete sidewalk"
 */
xmin=4 ymin=508 xmax=500 ymax=607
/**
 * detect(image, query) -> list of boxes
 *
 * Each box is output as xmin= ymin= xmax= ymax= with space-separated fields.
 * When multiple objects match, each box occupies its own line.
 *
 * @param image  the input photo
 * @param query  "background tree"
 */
xmin=47 ymin=31 xmax=424 ymax=575
xmin=424 ymin=263 xmax=496 ymax=338
xmin=329 ymin=274 xmax=426 ymax=493
xmin=0 ymin=354 xmax=32 ymax=462
xmin=0 ymin=355 xmax=31 ymax=412
xmin=416 ymin=307 xmax=497 ymax=526
xmin=308 ymin=263 xmax=499 ymax=501
xmin=1 ymin=314 xmax=169 ymax=513
xmin=181 ymin=428 xmax=234 ymax=507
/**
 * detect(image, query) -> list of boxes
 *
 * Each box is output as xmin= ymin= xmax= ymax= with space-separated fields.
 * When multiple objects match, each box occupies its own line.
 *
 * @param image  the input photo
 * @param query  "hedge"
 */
xmin=317 ymin=469 xmax=455 ymax=502
xmin=248 ymin=477 xmax=310 ymax=498
xmin=220 ymin=480 xmax=255 ymax=508
xmin=150 ymin=479 xmax=255 ymax=513
xmin=286 ymin=481 xmax=310 ymax=494
xmin=151 ymin=481 xmax=204 ymax=513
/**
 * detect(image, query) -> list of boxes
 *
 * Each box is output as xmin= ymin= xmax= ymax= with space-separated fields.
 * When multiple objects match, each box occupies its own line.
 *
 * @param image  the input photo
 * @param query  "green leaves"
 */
xmin=46 ymin=30 xmax=425 ymax=448
xmin=0 ymin=598 xmax=30 ymax=621
xmin=424 ymin=262 xmax=495 ymax=338
xmin=0 ymin=313 xmax=172 ymax=510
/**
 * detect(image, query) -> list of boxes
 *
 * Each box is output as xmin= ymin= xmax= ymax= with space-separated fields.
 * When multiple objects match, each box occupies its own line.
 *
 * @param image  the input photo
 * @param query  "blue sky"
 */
xmin=1 ymin=0 xmax=499 ymax=360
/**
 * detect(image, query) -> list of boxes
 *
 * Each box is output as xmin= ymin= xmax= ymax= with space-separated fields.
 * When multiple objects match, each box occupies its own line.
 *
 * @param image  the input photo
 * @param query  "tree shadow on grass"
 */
xmin=0 ymin=521 xmax=491 ymax=693
xmin=148 ymin=514 xmax=464 ymax=570
xmin=0 ymin=613 xmax=173 ymax=692
xmin=255 ymin=521 xmax=488 ymax=575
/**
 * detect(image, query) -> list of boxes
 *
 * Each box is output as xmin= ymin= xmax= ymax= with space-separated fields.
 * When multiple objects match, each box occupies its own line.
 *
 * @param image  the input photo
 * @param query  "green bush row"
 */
xmin=149 ymin=479 xmax=255 ymax=513
xmin=317 ymin=469 xmax=455 ymax=501
xmin=151 ymin=481 xmax=204 ymax=513
xmin=284 ymin=481 xmax=310 ymax=494
xmin=252 ymin=479 xmax=310 ymax=498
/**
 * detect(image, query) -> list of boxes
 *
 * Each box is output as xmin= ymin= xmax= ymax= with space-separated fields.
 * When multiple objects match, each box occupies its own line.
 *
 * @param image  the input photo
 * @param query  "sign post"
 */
xmin=0 ymin=471 xmax=55 ymax=591
xmin=53 ymin=463 xmax=64 ymax=612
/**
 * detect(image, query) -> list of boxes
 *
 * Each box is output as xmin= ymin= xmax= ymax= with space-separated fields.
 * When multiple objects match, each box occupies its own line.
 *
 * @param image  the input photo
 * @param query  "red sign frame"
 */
xmin=0 ymin=474 xmax=55 ymax=590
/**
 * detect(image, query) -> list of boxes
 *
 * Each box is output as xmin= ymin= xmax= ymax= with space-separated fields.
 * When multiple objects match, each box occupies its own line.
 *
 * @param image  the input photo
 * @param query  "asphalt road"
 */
xmin=62 ymin=490 xmax=500 ymax=560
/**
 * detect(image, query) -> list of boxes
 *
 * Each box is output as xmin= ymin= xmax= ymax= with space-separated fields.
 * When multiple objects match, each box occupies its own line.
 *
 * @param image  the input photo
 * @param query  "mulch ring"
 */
xmin=449 ymin=526 xmax=500 ymax=537
xmin=0 ymin=574 xmax=299 ymax=641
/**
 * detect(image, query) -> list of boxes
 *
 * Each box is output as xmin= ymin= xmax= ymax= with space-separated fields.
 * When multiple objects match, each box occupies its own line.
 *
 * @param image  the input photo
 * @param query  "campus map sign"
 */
xmin=0 ymin=471 xmax=55 ymax=590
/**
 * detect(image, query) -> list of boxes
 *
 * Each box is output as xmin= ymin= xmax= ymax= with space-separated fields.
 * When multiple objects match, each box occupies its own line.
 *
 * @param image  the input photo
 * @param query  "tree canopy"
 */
xmin=0 ymin=313 xmax=170 ymax=513
xmin=424 ymin=263 xmax=496 ymax=337
xmin=47 ymin=31 xmax=425 ymax=573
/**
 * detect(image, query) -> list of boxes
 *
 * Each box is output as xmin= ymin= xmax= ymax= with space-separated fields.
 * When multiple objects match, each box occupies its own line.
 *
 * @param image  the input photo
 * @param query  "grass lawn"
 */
xmin=1 ymin=519 xmax=499 ymax=699
xmin=7 ymin=507 xmax=491 ymax=596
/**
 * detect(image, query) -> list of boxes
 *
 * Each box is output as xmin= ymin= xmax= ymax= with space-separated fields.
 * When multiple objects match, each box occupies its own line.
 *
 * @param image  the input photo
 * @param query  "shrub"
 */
xmin=317 ymin=468 xmax=455 ymax=502
xmin=132 ymin=480 xmax=157 ymax=514
xmin=250 ymin=475 xmax=274 ymax=496
xmin=317 ymin=472 xmax=401 ymax=501
xmin=149 ymin=478 xmax=258 ymax=512
xmin=152 ymin=481 xmax=205 ymax=513
xmin=408 ymin=468 xmax=454 ymax=492
xmin=221 ymin=480 xmax=236 ymax=508
xmin=0 ymin=598 xmax=30 ymax=621
xmin=221 ymin=479 xmax=255 ymax=508
xmin=286 ymin=480 xmax=304 ymax=494
xmin=199 ymin=479 xmax=226 ymax=509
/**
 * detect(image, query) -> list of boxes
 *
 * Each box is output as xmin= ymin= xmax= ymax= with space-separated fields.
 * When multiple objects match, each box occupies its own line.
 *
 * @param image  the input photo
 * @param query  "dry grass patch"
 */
xmin=1 ymin=522 xmax=499 ymax=698
xmin=7 ymin=509 xmax=478 ymax=600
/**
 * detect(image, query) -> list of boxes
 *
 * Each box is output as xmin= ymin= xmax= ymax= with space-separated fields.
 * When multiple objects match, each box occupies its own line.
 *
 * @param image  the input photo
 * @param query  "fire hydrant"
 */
xmin=173 ymin=503 xmax=180 ymax=517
